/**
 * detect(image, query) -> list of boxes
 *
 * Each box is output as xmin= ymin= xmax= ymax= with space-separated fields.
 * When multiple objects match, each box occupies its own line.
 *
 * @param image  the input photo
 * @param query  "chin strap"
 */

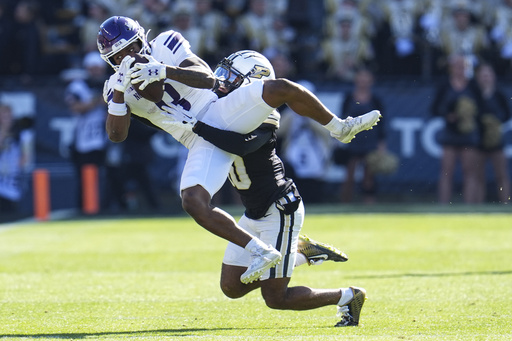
xmin=211 ymin=78 xmax=222 ymax=91
xmin=211 ymin=78 xmax=230 ymax=98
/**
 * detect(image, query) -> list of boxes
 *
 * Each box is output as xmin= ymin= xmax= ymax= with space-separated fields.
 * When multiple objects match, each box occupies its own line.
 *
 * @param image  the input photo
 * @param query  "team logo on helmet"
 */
xmin=250 ymin=65 xmax=271 ymax=79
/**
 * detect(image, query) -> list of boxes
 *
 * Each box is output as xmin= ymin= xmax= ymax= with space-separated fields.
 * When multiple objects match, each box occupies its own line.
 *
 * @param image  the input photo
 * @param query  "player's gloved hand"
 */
xmin=130 ymin=55 xmax=166 ymax=91
xmin=161 ymin=106 xmax=197 ymax=132
xmin=114 ymin=56 xmax=135 ymax=93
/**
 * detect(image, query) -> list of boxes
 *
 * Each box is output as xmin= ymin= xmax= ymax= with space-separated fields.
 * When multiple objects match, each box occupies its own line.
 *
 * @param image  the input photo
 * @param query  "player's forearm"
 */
xmin=106 ymin=113 xmax=130 ymax=142
xmin=194 ymin=122 xmax=271 ymax=156
xmin=106 ymin=90 xmax=131 ymax=142
xmin=165 ymin=66 xmax=216 ymax=89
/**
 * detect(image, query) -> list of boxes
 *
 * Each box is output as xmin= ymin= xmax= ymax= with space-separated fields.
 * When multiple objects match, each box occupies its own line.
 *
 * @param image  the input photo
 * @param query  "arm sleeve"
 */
xmin=193 ymin=122 xmax=273 ymax=156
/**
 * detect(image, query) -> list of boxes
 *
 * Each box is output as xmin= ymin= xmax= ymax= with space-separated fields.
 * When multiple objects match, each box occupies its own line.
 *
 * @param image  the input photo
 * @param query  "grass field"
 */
xmin=1 ymin=212 xmax=511 ymax=340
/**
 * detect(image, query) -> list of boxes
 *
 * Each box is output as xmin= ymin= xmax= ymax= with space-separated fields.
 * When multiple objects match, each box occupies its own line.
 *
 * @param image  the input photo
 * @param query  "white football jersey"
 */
xmin=103 ymin=29 xmax=217 ymax=148
xmin=102 ymin=30 xmax=277 ymax=196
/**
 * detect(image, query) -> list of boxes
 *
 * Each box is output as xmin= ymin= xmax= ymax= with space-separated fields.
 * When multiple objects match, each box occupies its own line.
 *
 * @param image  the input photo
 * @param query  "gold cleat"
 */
xmin=298 ymin=234 xmax=349 ymax=265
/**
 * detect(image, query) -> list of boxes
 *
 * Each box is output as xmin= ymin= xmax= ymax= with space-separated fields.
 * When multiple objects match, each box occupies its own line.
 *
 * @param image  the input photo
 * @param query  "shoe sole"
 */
xmin=340 ymin=110 xmax=382 ymax=143
xmin=240 ymin=254 xmax=281 ymax=284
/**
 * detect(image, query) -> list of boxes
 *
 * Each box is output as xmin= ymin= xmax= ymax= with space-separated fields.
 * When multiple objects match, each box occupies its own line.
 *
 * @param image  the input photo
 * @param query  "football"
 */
xmin=131 ymin=53 xmax=164 ymax=103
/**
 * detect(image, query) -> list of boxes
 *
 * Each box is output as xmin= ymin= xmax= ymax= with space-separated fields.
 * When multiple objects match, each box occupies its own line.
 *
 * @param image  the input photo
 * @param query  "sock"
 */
xmin=323 ymin=116 xmax=343 ymax=134
xmin=337 ymin=287 xmax=354 ymax=306
xmin=294 ymin=253 xmax=308 ymax=267
xmin=244 ymin=238 xmax=267 ymax=253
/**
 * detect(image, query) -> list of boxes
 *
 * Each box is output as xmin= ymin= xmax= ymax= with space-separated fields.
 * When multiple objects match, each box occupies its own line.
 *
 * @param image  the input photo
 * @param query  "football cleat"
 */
xmin=240 ymin=246 xmax=281 ymax=284
xmin=298 ymin=234 xmax=348 ymax=265
xmin=335 ymin=287 xmax=366 ymax=327
xmin=333 ymin=110 xmax=381 ymax=143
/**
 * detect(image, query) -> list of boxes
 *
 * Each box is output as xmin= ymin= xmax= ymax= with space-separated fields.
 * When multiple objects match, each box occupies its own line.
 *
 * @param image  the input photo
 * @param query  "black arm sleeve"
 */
xmin=193 ymin=122 xmax=273 ymax=156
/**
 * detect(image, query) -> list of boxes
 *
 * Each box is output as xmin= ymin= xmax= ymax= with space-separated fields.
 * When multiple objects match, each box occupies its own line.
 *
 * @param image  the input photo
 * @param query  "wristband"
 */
xmin=108 ymin=101 xmax=128 ymax=116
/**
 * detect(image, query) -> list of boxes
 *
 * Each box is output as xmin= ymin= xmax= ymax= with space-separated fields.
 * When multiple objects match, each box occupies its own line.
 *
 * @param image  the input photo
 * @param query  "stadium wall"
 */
xmin=3 ymin=79 xmax=512 ymax=218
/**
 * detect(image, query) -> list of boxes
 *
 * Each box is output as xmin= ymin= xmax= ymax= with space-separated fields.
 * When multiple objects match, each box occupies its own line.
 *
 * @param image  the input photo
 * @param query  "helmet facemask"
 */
xmin=212 ymin=50 xmax=275 ymax=97
xmin=213 ymin=58 xmax=246 ymax=97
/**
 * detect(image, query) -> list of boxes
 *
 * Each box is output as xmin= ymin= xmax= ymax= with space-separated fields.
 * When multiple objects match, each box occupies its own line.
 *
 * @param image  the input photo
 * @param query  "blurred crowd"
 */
xmin=0 ymin=0 xmax=511 ymax=217
xmin=3 ymin=0 xmax=512 ymax=83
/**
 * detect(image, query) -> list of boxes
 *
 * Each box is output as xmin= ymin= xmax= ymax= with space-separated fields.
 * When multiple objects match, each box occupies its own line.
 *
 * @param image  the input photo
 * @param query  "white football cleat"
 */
xmin=333 ymin=110 xmax=381 ymax=143
xmin=240 ymin=246 xmax=281 ymax=284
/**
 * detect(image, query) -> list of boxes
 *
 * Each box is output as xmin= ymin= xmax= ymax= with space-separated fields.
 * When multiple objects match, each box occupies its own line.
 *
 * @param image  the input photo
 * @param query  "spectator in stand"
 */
xmin=10 ymin=0 xmax=42 ymax=80
xmin=0 ymin=0 xmax=14 ymax=75
xmin=0 ymin=104 xmax=27 ymax=214
xmin=474 ymin=63 xmax=511 ymax=204
xmin=320 ymin=11 xmax=374 ymax=82
xmin=265 ymin=48 xmax=296 ymax=80
xmin=82 ymin=51 xmax=110 ymax=90
xmin=489 ymin=0 xmax=512 ymax=75
xmin=323 ymin=0 xmax=376 ymax=42
xmin=436 ymin=2 xmax=490 ymax=74
xmin=79 ymin=0 xmax=113 ymax=54
xmin=121 ymin=119 xmax=162 ymax=212
xmin=377 ymin=0 xmax=423 ymax=76
xmin=430 ymin=54 xmax=483 ymax=204
xmin=338 ymin=68 xmax=387 ymax=204
xmin=278 ymin=80 xmax=332 ymax=204
xmin=65 ymin=74 xmax=108 ymax=212
xmin=166 ymin=3 xmax=203 ymax=57
xmin=125 ymin=0 xmax=172 ymax=39
xmin=190 ymin=0 xmax=228 ymax=66
xmin=81 ymin=51 xmax=128 ymax=212
xmin=237 ymin=0 xmax=278 ymax=52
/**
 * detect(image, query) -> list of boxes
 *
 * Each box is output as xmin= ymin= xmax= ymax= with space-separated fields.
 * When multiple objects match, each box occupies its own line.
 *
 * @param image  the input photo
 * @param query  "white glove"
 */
xmin=113 ymin=56 xmax=135 ymax=93
xmin=161 ymin=106 xmax=197 ymax=132
xmin=130 ymin=55 xmax=166 ymax=90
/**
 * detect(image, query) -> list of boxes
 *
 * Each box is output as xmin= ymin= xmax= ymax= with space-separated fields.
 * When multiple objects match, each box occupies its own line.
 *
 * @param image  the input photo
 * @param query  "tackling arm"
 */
xmin=193 ymin=122 xmax=273 ymax=156
xmin=131 ymin=54 xmax=216 ymax=90
xmin=167 ymin=56 xmax=216 ymax=89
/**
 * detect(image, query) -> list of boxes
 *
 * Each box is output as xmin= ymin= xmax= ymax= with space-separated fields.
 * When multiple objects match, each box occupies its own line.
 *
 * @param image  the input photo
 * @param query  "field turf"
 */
xmin=1 ymin=213 xmax=511 ymax=340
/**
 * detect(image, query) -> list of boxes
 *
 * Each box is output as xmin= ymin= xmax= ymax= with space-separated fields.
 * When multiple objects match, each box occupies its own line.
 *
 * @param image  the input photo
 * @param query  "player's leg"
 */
xmin=220 ymin=214 xmax=263 ymax=297
xmin=261 ymin=277 xmax=341 ymax=310
xmin=182 ymin=185 xmax=255 ymax=246
xmin=256 ymin=200 xmax=366 ymax=325
xmin=220 ymin=263 xmax=261 ymax=298
xmin=181 ymin=137 xmax=256 ymax=245
xmin=199 ymin=80 xmax=276 ymax=134
xmin=180 ymin=138 xmax=281 ymax=280
xmin=256 ymin=200 xmax=338 ymax=309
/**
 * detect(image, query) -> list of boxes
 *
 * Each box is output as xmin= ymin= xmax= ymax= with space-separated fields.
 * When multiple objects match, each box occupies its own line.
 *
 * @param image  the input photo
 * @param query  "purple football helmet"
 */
xmin=97 ymin=16 xmax=148 ymax=70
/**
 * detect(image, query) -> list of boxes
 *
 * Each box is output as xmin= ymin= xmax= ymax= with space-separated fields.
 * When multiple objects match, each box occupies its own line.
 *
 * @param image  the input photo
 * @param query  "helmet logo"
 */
xmin=113 ymin=39 xmax=127 ymax=49
xmin=250 ymin=65 xmax=270 ymax=79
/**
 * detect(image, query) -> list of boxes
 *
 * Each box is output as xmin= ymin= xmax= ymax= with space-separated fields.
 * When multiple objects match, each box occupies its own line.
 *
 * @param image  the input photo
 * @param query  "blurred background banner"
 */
xmin=3 ymin=80 xmax=510 ymax=219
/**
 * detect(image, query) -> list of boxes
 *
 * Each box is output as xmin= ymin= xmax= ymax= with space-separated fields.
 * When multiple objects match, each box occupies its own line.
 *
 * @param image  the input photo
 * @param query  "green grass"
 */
xmin=1 ymin=213 xmax=511 ymax=340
